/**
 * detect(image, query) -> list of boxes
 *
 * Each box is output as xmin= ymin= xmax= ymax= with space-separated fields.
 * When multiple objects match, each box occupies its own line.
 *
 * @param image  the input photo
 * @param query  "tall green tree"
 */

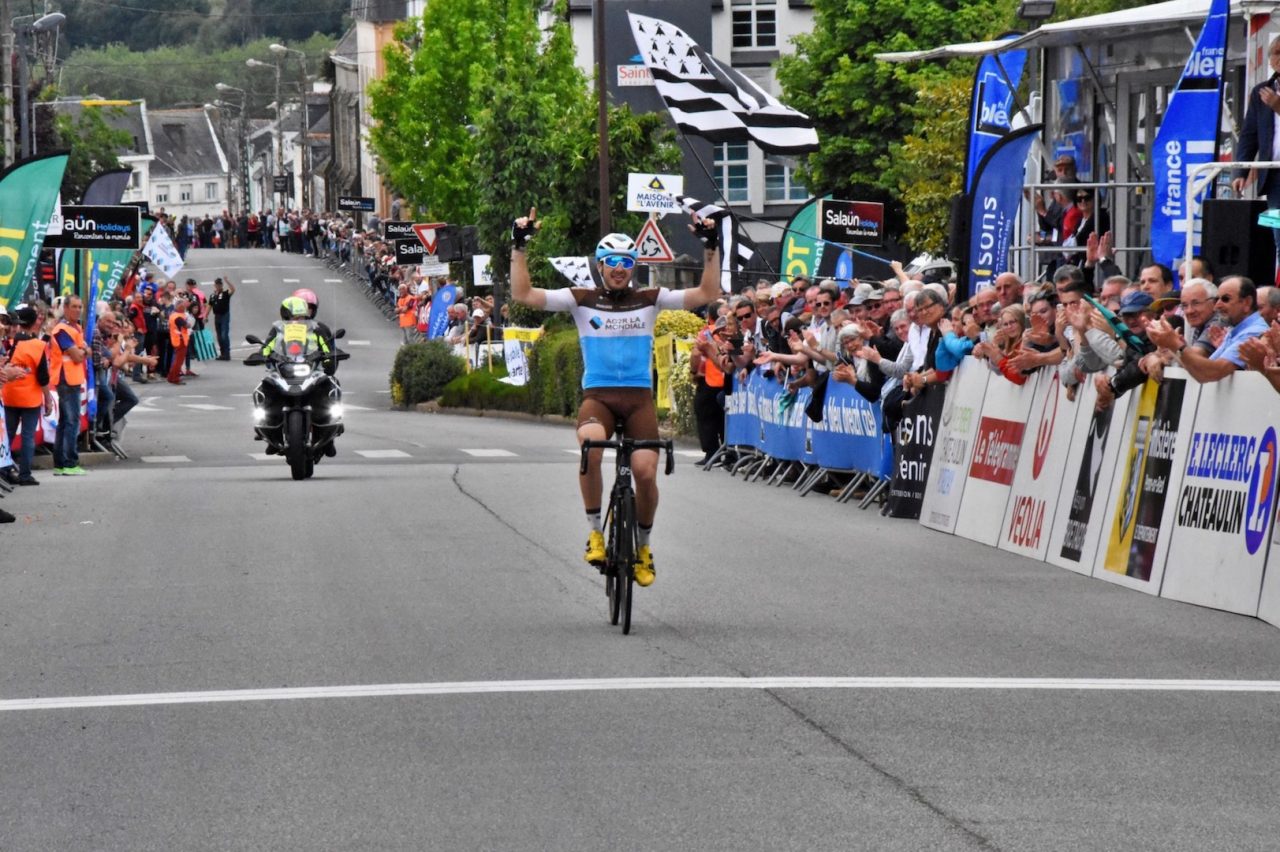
xmin=887 ymin=74 xmax=972 ymax=256
xmin=777 ymin=0 xmax=1017 ymax=239
xmin=369 ymin=0 xmax=679 ymax=287
xmin=367 ymin=0 xmax=503 ymax=225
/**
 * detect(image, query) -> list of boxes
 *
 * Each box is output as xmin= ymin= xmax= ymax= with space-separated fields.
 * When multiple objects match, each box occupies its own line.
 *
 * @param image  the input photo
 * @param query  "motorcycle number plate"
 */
xmin=283 ymin=323 xmax=308 ymax=343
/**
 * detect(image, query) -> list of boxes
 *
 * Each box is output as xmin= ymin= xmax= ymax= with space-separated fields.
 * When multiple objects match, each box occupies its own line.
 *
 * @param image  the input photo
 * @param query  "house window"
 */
xmin=714 ymin=142 xmax=750 ymax=204
xmin=732 ymin=0 xmax=777 ymax=49
xmin=765 ymin=162 xmax=808 ymax=202
xmin=129 ymin=171 xmax=140 ymax=189
xmin=155 ymin=185 xmax=169 ymax=203
xmin=179 ymin=184 xmax=192 ymax=202
xmin=205 ymin=182 xmax=219 ymax=201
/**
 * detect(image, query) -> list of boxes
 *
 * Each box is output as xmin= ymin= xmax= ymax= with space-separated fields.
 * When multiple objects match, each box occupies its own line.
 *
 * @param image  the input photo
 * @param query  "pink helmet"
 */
xmin=292 ymin=288 xmax=318 ymax=319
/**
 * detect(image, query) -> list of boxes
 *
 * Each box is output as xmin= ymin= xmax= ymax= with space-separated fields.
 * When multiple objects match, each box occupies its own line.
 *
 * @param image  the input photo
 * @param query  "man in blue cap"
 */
xmin=1092 ymin=290 xmax=1158 ymax=411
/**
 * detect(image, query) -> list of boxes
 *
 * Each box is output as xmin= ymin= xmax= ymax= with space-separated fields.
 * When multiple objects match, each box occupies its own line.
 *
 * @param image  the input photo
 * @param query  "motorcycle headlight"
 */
xmin=281 ymin=363 xmax=312 ymax=379
xmin=328 ymin=403 xmax=344 ymax=421
xmin=252 ymin=407 xmax=268 ymax=423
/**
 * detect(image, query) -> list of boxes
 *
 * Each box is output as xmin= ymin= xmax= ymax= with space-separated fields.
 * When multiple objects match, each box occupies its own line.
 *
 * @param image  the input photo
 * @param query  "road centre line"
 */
xmin=6 ymin=677 xmax=1280 ymax=712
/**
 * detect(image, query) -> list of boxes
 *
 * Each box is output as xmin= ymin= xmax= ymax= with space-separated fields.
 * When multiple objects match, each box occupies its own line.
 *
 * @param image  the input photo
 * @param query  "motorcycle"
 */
xmin=244 ymin=323 xmax=350 ymax=480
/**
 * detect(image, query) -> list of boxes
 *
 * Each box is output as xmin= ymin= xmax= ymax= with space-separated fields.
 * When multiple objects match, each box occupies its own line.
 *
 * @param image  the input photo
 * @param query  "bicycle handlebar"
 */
xmin=579 ymin=438 xmax=675 ymax=477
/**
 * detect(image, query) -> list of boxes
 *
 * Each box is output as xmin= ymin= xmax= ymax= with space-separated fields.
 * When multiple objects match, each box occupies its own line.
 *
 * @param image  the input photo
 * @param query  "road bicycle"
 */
xmin=580 ymin=430 xmax=674 ymax=634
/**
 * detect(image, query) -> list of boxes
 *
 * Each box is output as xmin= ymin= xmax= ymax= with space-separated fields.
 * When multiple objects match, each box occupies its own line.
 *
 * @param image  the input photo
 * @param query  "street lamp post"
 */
xmin=13 ymin=12 xmax=65 ymax=160
xmin=246 ymin=56 xmax=284 ymax=206
xmin=270 ymin=43 xmax=311 ymax=210
xmin=215 ymin=83 xmax=250 ymax=212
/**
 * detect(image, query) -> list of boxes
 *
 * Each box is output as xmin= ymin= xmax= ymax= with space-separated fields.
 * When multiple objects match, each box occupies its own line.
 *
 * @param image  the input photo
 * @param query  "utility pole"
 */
xmin=1 ymin=0 xmax=14 ymax=166
xmin=594 ymin=0 xmax=610 ymax=235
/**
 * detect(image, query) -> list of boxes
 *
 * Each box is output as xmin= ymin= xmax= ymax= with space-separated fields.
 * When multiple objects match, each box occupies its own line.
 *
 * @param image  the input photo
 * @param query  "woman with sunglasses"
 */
xmin=509 ymin=207 xmax=723 ymax=588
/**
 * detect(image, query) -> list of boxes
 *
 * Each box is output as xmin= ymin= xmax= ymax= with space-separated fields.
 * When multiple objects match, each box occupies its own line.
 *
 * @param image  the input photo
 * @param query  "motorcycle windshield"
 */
xmin=278 ymin=322 xmax=317 ymax=362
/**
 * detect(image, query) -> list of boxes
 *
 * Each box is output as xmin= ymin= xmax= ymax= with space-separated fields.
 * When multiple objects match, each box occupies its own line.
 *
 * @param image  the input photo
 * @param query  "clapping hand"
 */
xmin=1206 ymin=323 xmax=1227 ymax=349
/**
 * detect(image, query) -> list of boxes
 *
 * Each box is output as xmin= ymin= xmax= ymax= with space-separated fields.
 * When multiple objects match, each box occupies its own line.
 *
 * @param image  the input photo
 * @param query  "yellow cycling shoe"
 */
xmin=633 ymin=545 xmax=655 ymax=587
xmin=584 ymin=530 xmax=606 ymax=567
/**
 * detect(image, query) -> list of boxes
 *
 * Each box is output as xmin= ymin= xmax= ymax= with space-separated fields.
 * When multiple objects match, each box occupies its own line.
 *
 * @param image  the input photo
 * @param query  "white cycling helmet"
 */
xmin=595 ymin=233 xmax=638 ymax=261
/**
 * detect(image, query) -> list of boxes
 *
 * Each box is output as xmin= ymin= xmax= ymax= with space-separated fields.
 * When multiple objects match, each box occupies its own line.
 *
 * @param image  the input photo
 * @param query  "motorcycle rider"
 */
xmin=260 ymin=296 xmax=332 ymax=362
xmin=291 ymin=288 xmax=338 ymax=376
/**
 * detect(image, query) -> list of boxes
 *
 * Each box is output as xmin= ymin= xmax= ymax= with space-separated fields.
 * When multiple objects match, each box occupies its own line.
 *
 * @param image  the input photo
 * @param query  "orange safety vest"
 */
xmin=169 ymin=312 xmax=191 ymax=347
xmin=398 ymin=294 xmax=417 ymax=328
xmin=1 ymin=337 xmax=48 ymax=408
xmin=698 ymin=327 xmax=725 ymax=388
xmin=48 ymin=320 xmax=87 ymax=387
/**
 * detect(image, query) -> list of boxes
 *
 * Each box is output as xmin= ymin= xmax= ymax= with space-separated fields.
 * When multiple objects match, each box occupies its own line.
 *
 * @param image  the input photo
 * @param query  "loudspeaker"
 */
xmin=1201 ymin=198 xmax=1274 ymax=285
xmin=435 ymin=225 xmax=480 ymax=262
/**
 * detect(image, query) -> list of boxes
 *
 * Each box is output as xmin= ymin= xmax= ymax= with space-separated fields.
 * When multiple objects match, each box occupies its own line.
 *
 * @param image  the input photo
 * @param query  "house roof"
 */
xmin=147 ymin=108 xmax=227 ymax=177
xmin=331 ymin=27 xmax=358 ymax=68
xmin=44 ymin=98 xmax=149 ymax=157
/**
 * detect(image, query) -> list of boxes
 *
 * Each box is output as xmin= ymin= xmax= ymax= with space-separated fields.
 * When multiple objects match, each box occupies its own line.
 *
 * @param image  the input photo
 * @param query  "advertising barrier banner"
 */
xmin=1160 ymin=374 xmax=1279 ymax=615
xmin=722 ymin=371 xmax=888 ymax=476
xmin=921 ymin=359 xmax=990 ymax=533
xmin=887 ymin=384 xmax=946 ymax=519
xmin=1045 ymin=378 xmax=1133 ymax=575
xmin=500 ymin=327 xmax=543 ymax=387
xmin=1098 ymin=372 xmax=1200 ymax=594
xmin=1258 ymin=463 xmax=1280 ymax=628
xmin=999 ymin=371 xmax=1079 ymax=560
xmin=953 ymin=373 xmax=1037 ymax=547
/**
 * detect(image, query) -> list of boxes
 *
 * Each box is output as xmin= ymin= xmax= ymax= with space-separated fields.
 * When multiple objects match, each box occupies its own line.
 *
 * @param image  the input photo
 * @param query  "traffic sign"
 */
xmin=411 ymin=222 xmax=447 ymax=255
xmin=635 ymin=218 xmax=674 ymax=263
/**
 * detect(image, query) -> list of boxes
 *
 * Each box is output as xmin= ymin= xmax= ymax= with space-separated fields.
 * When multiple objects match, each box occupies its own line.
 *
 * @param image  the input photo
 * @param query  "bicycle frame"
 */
xmin=579 ymin=432 xmax=674 ymax=634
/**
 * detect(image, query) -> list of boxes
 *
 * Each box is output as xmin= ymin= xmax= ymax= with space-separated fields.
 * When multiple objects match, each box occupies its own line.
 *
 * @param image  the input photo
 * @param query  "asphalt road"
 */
xmin=3 ymin=248 xmax=1280 ymax=851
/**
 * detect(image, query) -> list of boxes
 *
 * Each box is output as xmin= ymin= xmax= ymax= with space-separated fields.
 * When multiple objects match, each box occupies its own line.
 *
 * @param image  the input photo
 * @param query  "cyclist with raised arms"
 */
xmin=510 ymin=207 xmax=723 ymax=587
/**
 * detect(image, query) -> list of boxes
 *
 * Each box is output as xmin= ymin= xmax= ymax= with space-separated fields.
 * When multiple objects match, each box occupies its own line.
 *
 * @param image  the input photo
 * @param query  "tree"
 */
xmin=53 ymin=107 xmax=133 ymax=202
xmin=369 ymin=0 xmax=679 ymax=286
xmin=58 ymin=0 xmax=212 ymax=52
xmin=888 ymin=73 xmax=972 ymax=256
xmin=777 ymin=0 xmax=1017 ymax=240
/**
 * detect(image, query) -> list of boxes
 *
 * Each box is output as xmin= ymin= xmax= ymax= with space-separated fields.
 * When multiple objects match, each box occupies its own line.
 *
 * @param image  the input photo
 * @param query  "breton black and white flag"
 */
xmin=628 ymin=12 xmax=819 ymax=156
xmin=676 ymin=194 xmax=758 ymax=293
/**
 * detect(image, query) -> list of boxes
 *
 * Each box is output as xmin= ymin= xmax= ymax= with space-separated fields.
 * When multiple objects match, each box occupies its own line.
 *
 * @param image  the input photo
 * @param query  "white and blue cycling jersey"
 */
xmin=543 ymin=286 xmax=686 ymax=389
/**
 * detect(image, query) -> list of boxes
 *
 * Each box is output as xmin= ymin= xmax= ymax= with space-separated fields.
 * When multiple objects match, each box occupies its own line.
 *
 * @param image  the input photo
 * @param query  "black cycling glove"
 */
xmin=691 ymin=217 xmax=719 ymax=252
xmin=511 ymin=217 xmax=538 ymax=250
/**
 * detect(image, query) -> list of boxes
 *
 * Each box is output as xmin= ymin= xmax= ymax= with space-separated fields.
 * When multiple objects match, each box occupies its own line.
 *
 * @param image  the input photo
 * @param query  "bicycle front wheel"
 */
xmin=604 ymin=504 xmax=622 ymax=626
xmin=616 ymin=492 xmax=636 ymax=635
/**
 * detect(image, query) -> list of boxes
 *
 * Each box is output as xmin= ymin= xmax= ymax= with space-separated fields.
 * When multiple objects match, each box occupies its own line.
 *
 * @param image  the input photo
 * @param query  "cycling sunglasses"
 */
xmin=600 ymin=254 xmax=636 ymax=270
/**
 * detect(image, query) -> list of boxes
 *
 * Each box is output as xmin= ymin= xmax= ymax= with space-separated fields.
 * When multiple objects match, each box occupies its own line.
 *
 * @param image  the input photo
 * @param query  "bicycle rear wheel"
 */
xmin=616 ymin=492 xmax=637 ymax=635
xmin=604 ymin=504 xmax=621 ymax=626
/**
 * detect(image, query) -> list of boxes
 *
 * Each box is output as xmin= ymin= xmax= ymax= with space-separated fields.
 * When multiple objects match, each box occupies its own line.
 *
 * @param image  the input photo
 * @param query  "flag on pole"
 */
xmin=0 ymin=153 xmax=70 ymax=309
xmin=550 ymin=257 xmax=599 ymax=289
xmin=964 ymin=36 xmax=1028 ymax=194
xmin=142 ymin=221 xmax=184 ymax=277
xmin=675 ymin=194 xmax=758 ymax=293
xmin=1150 ymin=0 xmax=1229 ymax=270
xmin=80 ymin=167 xmax=134 ymax=205
xmin=628 ymin=13 xmax=819 ymax=155
xmin=966 ymin=124 xmax=1043 ymax=300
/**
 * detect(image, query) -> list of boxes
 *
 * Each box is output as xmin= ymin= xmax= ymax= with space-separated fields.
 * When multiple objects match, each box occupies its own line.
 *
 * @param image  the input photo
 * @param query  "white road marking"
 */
xmin=324 ymin=279 xmax=343 ymax=283
xmin=141 ymin=455 xmax=192 ymax=464
xmin=7 ymin=676 xmax=1280 ymax=713
xmin=240 ymin=279 xmax=259 ymax=284
xmin=248 ymin=453 xmax=275 ymax=461
xmin=180 ymin=404 xmax=236 ymax=411
xmin=230 ymin=393 xmax=253 ymax=398
xmin=345 ymin=340 xmax=371 ymax=346
xmin=179 ymin=394 xmax=210 ymax=399
xmin=128 ymin=406 xmax=162 ymax=413
xmin=282 ymin=278 xmax=300 ymax=283
xmin=675 ymin=450 xmax=706 ymax=457
xmin=460 ymin=449 xmax=517 ymax=457
xmin=564 ymin=448 xmax=615 ymax=456
xmin=354 ymin=449 xmax=412 ymax=459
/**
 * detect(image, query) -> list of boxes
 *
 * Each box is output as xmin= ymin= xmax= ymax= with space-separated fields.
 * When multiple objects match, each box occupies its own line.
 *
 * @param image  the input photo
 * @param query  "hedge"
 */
xmin=439 ymin=367 xmax=530 ymax=412
xmin=390 ymin=341 xmax=466 ymax=406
